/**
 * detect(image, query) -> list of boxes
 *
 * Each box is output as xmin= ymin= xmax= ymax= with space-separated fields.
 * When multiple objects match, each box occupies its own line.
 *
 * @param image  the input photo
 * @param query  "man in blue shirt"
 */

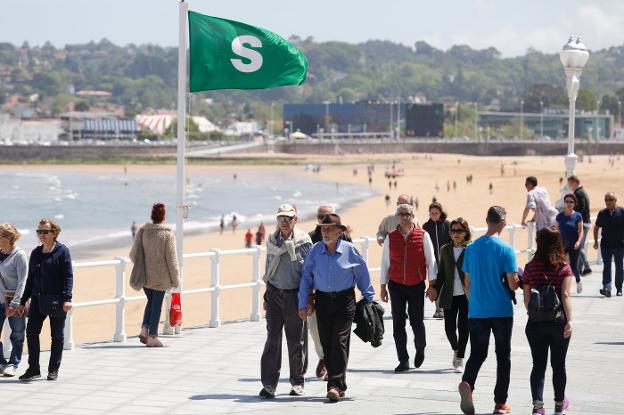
xmin=458 ymin=206 xmax=519 ymax=415
xmin=299 ymin=213 xmax=374 ymax=402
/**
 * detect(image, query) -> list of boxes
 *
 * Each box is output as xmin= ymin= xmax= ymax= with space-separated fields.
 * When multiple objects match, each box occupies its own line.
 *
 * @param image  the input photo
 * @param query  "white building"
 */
xmin=0 ymin=114 xmax=61 ymax=143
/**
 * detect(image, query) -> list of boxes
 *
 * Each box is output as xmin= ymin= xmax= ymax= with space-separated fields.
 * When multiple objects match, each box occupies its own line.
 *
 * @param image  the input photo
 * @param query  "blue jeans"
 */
xmin=142 ymin=288 xmax=165 ymax=336
xmin=462 ymin=317 xmax=513 ymax=404
xmin=0 ymin=306 xmax=26 ymax=367
xmin=601 ymin=247 xmax=624 ymax=291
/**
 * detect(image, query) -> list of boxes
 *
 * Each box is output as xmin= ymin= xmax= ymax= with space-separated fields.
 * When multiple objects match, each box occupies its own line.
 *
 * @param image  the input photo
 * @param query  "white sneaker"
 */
xmin=3 ymin=365 xmax=16 ymax=377
xmin=577 ymin=281 xmax=583 ymax=294
xmin=454 ymin=358 xmax=464 ymax=373
xmin=290 ymin=384 xmax=305 ymax=396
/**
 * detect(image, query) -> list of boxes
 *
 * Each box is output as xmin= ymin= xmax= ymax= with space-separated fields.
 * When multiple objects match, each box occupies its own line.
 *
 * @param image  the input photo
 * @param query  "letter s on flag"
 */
xmin=230 ymin=35 xmax=263 ymax=73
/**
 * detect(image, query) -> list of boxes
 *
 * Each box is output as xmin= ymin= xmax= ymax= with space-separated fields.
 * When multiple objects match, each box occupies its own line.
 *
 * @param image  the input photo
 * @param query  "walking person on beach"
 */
xmin=521 ymin=176 xmax=558 ymax=230
xmin=255 ymin=222 xmax=266 ymax=246
xmin=231 ymin=214 xmax=238 ymax=234
xmin=0 ymin=224 xmax=28 ymax=377
xmin=219 ymin=215 xmax=225 ymax=235
xmin=556 ymin=194 xmax=584 ymax=293
xmin=129 ymin=203 xmax=180 ymax=347
xmin=18 ymin=219 xmax=73 ymax=381
xmin=308 ymin=204 xmax=352 ymax=380
xmin=567 ymin=175 xmax=592 ymax=275
xmin=260 ymin=204 xmax=312 ymax=398
xmin=426 ymin=217 xmax=472 ymax=373
xmin=299 ymin=213 xmax=374 ymax=402
xmin=594 ymin=192 xmax=624 ymax=297
xmin=522 ymin=226 xmax=574 ymax=415
xmin=379 ymin=204 xmax=437 ymax=372
xmin=131 ymin=221 xmax=137 ymax=239
xmin=458 ymin=206 xmax=519 ymax=415
xmin=245 ymin=229 xmax=253 ymax=248
xmin=376 ymin=194 xmax=411 ymax=246
xmin=423 ymin=201 xmax=451 ymax=319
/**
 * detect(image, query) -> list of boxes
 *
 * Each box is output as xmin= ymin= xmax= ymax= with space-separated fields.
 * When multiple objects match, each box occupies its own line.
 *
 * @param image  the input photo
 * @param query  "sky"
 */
xmin=1 ymin=0 xmax=623 ymax=57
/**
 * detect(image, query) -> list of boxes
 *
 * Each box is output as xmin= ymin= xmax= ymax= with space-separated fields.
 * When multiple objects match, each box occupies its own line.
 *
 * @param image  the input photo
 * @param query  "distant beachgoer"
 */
xmin=377 ymin=194 xmax=411 ymax=246
xmin=255 ymin=222 xmax=266 ymax=246
xmin=233 ymin=173 xmax=237 ymax=181
xmin=559 ymin=177 xmax=564 ymax=187
xmin=245 ymin=229 xmax=253 ymax=248
xmin=489 ymin=183 xmax=493 ymax=195
xmin=131 ymin=221 xmax=137 ymax=239
xmin=388 ymin=181 xmax=392 ymax=190
xmin=19 ymin=219 xmax=73 ymax=381
xmin=458 ymin=159 xmax=461 ymax=165
xmin=368 ymin=177 xmax=372 ymax=186
xmin=385 ymin=194 xmax=391 ymax=207
xmin=129 ymin=203 xmax=179 ymax=348
xmin=0 ymin=223 xmax=28 ymax=377
xmin=500 ymin=164 xmax=505 ymax=177
xmin=453 ymin=181 xmax=457 ymax=192
xmin=394 ymin=180 xmax=398 ymax=189
xmin=435 ymin=181 xmax=440 ymax=193
xmin=521 ymin=176 xmax=558 ymax=230
xmin=353 ymin=168 xmax=358 ymax=176
xmin=231 ymin=214 xmax=238 ymax=234
xmin=219 ymin=215 xmax=225 ymax=235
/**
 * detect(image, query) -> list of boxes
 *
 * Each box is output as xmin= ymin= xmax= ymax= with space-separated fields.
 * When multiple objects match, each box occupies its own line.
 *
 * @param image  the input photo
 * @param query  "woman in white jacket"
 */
xmin=130 ymin=203 xmax=180 ymax=347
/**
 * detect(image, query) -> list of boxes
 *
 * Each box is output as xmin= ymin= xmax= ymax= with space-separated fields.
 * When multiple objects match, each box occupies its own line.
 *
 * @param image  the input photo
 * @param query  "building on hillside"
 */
xmin=283 ymin=101 xmax=444 ymax=138
xmin=0 ymin=113 xmax=61 ymax=143
xmin=135 ymin=113 xmax=220 ymax=135
xmin=60 ymin=111 xmax=139 ymax=141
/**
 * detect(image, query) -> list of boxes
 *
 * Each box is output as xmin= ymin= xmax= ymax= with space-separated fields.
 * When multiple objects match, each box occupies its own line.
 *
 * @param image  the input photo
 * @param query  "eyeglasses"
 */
xmin=277 ymin=216 xmax=293 ymax=222
xmin=398 ymin=212 xmax=413 ymax=217
xmin=450 ymin=228 xmax=465 ymax=234
xmin=36 ymin=229 xmax=51 ymax=235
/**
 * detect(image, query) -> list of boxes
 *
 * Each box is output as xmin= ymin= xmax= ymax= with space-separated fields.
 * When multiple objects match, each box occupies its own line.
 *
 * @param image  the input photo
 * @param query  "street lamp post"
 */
xmin=618 ymin=100 xmax=622 ymax=128
xmin=540 ymin=101 xmax=544 ymax=138
xmin=454 ymin=101 xmax=459 ymax=138
xmin=520 ymin=100 xmax=524 ymax=140
xmin=269 ymin=102 xmax=274 ymax=137
xmin=474 ymin=102 xmax=478 ymax=141
xmin=595 ymin=99 xmax=600 ymax=142
xmin=557 ymin=35 xmax=590 ymax=209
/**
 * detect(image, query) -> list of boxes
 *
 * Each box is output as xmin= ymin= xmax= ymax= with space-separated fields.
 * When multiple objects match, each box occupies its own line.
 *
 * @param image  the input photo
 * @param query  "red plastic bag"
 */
xmin=169 ymin=292 xmax=182 ymax=327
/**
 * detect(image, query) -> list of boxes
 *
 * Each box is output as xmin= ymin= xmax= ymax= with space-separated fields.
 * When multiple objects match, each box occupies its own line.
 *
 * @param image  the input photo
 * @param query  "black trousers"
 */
xmin=462 ymin=317 xmax=513 ymax=405
xmin=315 ymin=289 xmax=355 ymax=392
xmin=525 ymin=320 xmax=570 ymax=402
xmin=26 ymin=295 xmax=67 ymax=373
xmin=388 ymin=280 xmax=426 ymax=363
xmin=260 ymin=285 xmax=308 ymax=388
xmin=443 ymin=295 xmax=469 ymax=358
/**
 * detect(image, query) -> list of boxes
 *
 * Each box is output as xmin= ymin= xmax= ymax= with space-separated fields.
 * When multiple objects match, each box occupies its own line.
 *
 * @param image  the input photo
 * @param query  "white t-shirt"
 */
xmin=526 ymin=186 xmax=558 ymax=230
xmin=452 ymin=246 xmax=465 ymax=296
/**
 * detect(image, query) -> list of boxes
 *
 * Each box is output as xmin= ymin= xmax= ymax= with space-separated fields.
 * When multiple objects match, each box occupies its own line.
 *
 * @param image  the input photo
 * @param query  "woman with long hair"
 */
xmin=427 ymin=218 xmax=471 ymax=372
xmin=130 ymin=203 xmax=180 ymax=347
xmin=555 ymin=193 xmax=584 ymax=293
xmin=523 ymin=226 xmax=573 ymax=415
xmin=423 ymin=201 xmax=451 ymax=319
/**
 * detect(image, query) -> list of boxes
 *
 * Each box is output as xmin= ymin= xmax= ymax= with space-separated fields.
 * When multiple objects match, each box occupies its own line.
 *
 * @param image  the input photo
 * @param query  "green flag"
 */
xmin=188 ymin=11 xmax=308 ymax=92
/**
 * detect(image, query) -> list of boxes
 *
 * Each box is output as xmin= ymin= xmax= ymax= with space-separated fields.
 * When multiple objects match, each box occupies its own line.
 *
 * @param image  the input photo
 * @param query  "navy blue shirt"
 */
xmin=556 ymin=211 xmax=582 ymax=248
xmin=596 ymin=207 xmax=624 ymax=249
xmin=22 ymin=242 xmax=74 ymax=304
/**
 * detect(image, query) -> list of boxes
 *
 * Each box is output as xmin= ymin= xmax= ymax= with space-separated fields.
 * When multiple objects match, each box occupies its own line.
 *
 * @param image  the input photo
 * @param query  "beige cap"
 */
xmin=276 ymin=203 xmax=296 ymax=217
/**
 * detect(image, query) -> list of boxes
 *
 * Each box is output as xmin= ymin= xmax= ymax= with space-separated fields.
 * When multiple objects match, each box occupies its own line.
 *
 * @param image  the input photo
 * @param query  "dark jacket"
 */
xmin=21 ymin=242 xmax=73 ymax=304
xmin=574 ymin=186 xmax=591 ymax=224
xmin=309 ymin=225 xmax=353 ymax=244
xmin=422 ymin=219 xmax=451 ymax=263
xmin=435 ymin=243 xmax=467 ymax=309
xmin=354 ymin=299 xmax=385 ymax=347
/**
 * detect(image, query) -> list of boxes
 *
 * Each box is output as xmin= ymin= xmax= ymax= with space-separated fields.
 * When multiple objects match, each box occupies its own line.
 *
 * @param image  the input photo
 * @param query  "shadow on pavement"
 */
xmin=188 ymin=393 xmax=349 ymax=403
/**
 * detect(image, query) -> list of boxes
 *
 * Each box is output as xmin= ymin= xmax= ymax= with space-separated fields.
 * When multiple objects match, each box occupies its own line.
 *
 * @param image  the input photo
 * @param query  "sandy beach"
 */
xmin=6 ymin=153 xmax=623 ymax=347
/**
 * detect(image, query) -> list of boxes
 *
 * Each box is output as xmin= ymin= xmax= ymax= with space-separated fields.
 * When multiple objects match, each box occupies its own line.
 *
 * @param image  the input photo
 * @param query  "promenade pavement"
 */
xmin=2 ymin=264 xmax=623 ymax=414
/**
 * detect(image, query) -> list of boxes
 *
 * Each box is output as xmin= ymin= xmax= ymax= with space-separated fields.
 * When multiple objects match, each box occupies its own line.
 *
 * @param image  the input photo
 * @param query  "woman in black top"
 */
xmin=423 ymin=201 xmax=451 ymax=319
xmin=18 ymin=218 xmax=73 ymax=381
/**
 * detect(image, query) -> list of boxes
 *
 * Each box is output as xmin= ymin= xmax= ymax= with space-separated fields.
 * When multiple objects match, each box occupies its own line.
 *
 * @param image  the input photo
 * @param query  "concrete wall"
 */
xmin=0 ymin=144 xmax=176 ymax=161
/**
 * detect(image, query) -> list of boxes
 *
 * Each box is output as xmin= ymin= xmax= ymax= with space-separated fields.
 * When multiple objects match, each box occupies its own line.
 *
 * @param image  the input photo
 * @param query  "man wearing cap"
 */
xmin=299 ymin=213 xmax=375 ymax=402
xmin=379 ymin=203 xmax=437 ymax=372
xmin=308 ymin=204 xmax=352 ymax=381
xmin=458 ymin=206 xmax=519 ymax=415
xmin=376 ymin=194 xmax=412 ymax=246
xmin=259 ymin=204 xmax=312 ymax=399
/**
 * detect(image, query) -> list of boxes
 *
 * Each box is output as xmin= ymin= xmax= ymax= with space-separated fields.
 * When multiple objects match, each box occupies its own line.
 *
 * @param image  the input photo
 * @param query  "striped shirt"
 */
xmin=523 ymin=259 xmax=572 ymax=297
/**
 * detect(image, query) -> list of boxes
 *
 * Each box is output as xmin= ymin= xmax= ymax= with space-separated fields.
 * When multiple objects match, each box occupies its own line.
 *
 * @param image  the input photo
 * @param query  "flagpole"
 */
xmin=171 ymin=0 xmax=188 ymax=335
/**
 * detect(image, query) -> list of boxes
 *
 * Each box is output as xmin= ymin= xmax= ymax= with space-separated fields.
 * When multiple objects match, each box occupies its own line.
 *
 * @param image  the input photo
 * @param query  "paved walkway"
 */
xmin=3 ymin=264 xmax=623 ymax=414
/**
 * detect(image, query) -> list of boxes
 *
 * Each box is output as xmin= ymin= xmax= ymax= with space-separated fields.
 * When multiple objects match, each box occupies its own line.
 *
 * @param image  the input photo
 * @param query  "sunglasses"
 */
xmin=450 ymin=228 xmax=465 ymax=234
xmin=605 ymin=198 xmax=616 ymax=202
xmin=36 ymin=229 xmax=51 ymax=235
xmin=277 ymin=216 xmax=294 ymax=222
xmin=317 ymin=215 xmax=328 ymax=220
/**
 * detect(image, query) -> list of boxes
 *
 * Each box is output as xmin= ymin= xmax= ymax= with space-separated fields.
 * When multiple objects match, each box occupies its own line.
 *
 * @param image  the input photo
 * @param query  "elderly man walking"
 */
xmin=259 ymin=204 xmax=312 ymax=399
xmin=376 ymin=194 xmax=412 ymax=246
xmin=379 ymin=204 xmax=437 ymax=372
xmin=299 ymin=213 xmax=375 ymax=402
xmin=594 ymin=193 xmax=624 ymax=297
xmin=521 ymin=176 xmax=558 ymax=230
xmin=458 ymin=206 xmax=519 ymax=415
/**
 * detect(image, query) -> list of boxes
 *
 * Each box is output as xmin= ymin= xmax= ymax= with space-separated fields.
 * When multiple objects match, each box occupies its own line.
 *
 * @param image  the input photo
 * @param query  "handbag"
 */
xmin=169 ymin=291 xmax=182 ymax=327
xmin=38 ymin=293 xmax=65 ymax=317
xmin=129 ymin=229 xmax=146 ymax=291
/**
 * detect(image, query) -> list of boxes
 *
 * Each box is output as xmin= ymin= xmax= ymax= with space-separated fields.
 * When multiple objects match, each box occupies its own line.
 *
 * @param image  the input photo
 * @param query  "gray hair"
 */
xmin=317 ymin=204 xmax=335 ymax=214
xmin=396 ymin=203 xmax=414 ymax=215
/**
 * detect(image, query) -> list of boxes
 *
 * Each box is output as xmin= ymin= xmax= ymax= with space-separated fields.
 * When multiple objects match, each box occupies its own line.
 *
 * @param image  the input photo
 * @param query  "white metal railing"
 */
xmin=1 ymin=222 xmax=603 ymax=354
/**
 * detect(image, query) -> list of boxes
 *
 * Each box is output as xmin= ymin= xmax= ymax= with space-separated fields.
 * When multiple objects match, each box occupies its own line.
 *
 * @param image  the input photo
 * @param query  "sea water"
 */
xmin=1 ymin=169 xmax=376 ymax=258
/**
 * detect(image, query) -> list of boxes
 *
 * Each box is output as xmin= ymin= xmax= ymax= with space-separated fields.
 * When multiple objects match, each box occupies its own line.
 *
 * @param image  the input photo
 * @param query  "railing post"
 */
xmin=209 ymin=249 xmax=221 ymax=328
xmin=250 ymin=245 xmax=262 ymax=322
xmin=596 ymin=227 xmax=603 ymax=265
xmin=113 ymin=256 xmax=127 ymax=342
xmin=63 ymin=310 xmax=75 ymax=350
xmin=360 ymin=236 xmax=370 ymax=263
xmin=527 ymin=222 xmax=535 ymax=261
xmin=508 ymin=226 xmax=516 ymax=253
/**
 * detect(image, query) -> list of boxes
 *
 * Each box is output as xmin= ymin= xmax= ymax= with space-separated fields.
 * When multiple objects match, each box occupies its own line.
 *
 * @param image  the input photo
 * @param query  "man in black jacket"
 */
xmin=568 ymin=175 xmax=592 ymax=275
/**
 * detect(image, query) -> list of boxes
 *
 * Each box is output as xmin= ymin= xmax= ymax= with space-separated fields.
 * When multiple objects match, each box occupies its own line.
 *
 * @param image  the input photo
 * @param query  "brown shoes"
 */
xmin=146 ymin=335 xmax=163 ymax=347
xmin=327 ymin=388 xmax=340 ymax=402
xmin=316 ymin=359 xmax=327 ymax=378
xmin=139 ymin=327 xmax=148 ymax=344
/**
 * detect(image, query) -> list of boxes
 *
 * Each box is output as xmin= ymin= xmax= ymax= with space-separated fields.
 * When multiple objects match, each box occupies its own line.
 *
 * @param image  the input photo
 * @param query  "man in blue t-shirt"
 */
xmin=457 ymin=206 xmax=519 ymax=415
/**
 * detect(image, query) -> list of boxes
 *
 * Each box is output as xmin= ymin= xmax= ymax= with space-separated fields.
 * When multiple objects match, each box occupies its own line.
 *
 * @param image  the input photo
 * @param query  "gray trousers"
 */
xmin=579 ymin=223 xmax=591 ymax=271
xmin=260 ymin=285 xmax=308 ymax=389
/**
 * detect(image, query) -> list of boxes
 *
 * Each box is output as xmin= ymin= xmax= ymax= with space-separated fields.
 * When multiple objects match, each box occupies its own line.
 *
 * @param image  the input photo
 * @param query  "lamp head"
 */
xmin=560 ymin=36 xmax=589 ymax=70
